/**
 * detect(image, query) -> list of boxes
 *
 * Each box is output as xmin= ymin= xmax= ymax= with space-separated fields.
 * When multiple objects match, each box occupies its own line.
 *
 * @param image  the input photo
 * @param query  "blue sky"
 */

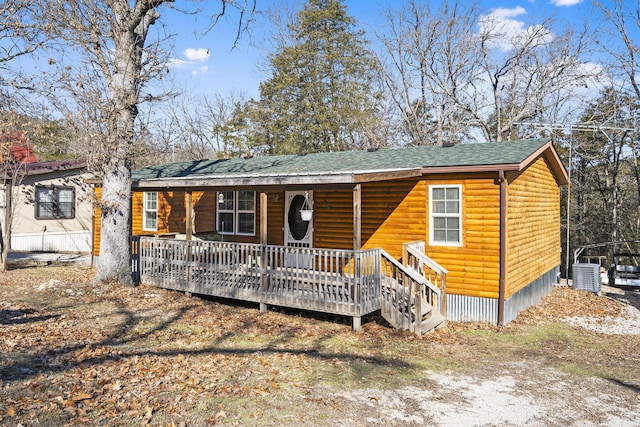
xmin=163 ymin=0 xmax=602 ymax=100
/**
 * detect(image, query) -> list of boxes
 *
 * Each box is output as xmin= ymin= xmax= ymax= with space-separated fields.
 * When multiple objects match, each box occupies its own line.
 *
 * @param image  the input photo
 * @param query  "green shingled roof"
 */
xmin=133 ymin=138 xmax=553 ymax=182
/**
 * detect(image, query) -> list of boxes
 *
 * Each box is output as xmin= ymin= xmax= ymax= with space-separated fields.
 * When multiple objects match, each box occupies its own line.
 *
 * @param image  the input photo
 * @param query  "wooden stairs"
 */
xmin=380 ymin=275 xmax=446 ymax=334
xmin=379 ymin=245 xmax=447 ymax=336
xmin=416 ymin=301 xmax=447 ymax=334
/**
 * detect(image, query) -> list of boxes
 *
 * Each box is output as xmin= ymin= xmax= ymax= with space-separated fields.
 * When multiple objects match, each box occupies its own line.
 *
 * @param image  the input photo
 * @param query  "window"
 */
xmin=429 ymin=185 xmax=461 ymax=246
xmin=217 ymin=191 xmax=255 ymax=235
xmin=143 ymin=192 xmax=158 ymax=231
xmin=35 ymin=187 xmax=75 ymax=219
xmin=217 ymin=191 xmax=234 ymax=234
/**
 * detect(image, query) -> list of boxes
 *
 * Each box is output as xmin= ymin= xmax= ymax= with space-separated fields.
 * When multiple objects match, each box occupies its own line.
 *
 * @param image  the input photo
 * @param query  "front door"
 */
xmin=284 ymin=191 xmax=313 ymax=268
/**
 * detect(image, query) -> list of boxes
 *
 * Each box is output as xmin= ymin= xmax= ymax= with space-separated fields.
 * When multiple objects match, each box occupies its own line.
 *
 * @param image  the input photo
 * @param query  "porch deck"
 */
xmin=132 ymin=237 xmax=446 ymax=333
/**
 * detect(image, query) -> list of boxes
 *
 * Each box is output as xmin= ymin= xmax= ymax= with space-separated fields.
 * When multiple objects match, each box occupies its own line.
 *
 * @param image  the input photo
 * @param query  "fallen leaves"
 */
xmin=5 ymin=405 xmax=16 ymax=417
xmin=1 ymin=265 xmax=638 ymax=426
xmin=514 ymin=285 xmax=629 ymax=324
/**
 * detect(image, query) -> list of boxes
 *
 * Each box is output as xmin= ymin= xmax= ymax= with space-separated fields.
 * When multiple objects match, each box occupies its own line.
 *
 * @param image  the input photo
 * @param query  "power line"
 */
xmin=513 ymin=121 xmax=636 ymax=133
xmin=514 ymin=120 xmax=637 ymax=279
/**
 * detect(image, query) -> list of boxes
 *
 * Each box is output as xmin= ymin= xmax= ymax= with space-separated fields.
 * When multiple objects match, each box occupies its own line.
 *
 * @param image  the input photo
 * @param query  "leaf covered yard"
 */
xmin=1 ymin=266 xmax=639 ymax=426
xmin=0 ymin=266 xmax=407 ymax=425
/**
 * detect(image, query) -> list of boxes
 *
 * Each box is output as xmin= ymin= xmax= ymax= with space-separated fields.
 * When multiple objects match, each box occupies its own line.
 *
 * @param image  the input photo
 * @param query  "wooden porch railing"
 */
xmin=130 ymin=237 xmax=446 ymax=334
xmin=135 ymin=237 xmax=381 ymax=330
xmin=131 ymin=235 xmax=141 ymax=284
xmin=402 ymin=241 xmax=448 ymax=317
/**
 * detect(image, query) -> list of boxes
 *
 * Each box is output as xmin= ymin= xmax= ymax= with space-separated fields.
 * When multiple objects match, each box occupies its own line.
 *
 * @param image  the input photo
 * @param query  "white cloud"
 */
xmin=479 ymin=7 xmax=527 ymax=50
xmin=191 ymin=66 xmax=209 ymax=76
xmin=479 ymin=7 xmax=553 ymax=51
xmin=167 ymin=58 xmax=187 ymax=68
xmin=551 ymin=0 xmax=582 ymax=6
xmin=167 ymin=48 xmax=210 ymax=75
xmin=487 ymin=6 xmax=527 ymax=21
xmin=184 ymin=48 xmax=210 ymax=62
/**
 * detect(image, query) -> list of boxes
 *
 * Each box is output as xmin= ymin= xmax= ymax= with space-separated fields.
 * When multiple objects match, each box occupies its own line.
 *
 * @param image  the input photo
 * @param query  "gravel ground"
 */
xmin=561 ymin=285 xmax=640 ymax=335
xmin=330 ymin=284 xmax=640 ymax=427
xmin=336 ymin=363 xmax=640 ymax=427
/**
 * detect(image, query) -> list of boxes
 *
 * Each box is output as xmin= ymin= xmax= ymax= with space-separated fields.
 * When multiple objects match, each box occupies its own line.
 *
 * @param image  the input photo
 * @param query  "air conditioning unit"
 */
xmin=572 ymin=263 xmax=601 ymax=294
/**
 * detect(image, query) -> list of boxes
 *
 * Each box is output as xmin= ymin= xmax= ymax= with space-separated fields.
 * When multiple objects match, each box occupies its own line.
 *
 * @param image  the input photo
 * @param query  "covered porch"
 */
xmin=122 ymin=151 xmax=454 ymax=334
xmin=131 ymin=236 xmax=447 ymax=334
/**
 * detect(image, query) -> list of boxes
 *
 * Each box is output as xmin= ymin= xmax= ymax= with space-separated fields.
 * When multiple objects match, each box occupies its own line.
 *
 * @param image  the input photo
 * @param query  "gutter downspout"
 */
xmin=259 ymin=192 xmax=268 ymax=314
xmin=498 ymin=170 xmax=507 ymax=326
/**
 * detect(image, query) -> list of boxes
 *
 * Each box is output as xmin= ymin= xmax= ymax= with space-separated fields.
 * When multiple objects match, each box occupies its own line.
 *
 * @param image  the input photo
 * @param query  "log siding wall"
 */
xmin=360 ymin=175 xmax=501 ymax=299
xmin=93 ymin=157 xmax=561 ymax=306
xmin=267 ymin=192 xmax=285 ymax=246
xmin=132 ymin=191 xmax=220 ymax=236
xmin=92 ymin=187 xmax=102 ymax=256
xmin=506 ymin=157 xmax=561 ymax=298
xmin=94 ymin=189 xmax=267 ymax=256
xmin=361 ymin=179 xmax=427 ymax=256
xmin=423 ymin=175 xmax=501 ymax=298
xmin=314 ymin=190 xmax=354 ymax=250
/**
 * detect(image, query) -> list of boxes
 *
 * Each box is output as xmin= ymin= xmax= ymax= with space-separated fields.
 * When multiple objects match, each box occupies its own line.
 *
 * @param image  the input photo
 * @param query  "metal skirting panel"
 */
xmin=503 ymin=267 xmax=558 ymax=324
xmin=446 ymin=294 xmax=498 ymax=323
xmin=447 ymin=266 xmax=559 ymax=324
xmin=11 ymin=231 xmax=92 ymax=253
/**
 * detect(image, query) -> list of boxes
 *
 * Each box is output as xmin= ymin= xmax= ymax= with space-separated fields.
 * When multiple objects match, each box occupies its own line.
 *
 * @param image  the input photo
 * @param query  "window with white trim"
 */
xmin=35 ymin=186 xmax=75 ymax=219
xmin=143 ymin=192 xmax=158 ymax=231
xmin=429 ymin=185 xmax=461 ymax=246
xmin=217 ymin=191 xmax=255 ymax=236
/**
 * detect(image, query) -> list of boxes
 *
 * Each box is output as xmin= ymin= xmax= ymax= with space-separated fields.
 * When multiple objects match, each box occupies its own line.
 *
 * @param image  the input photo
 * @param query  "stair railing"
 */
xmin=402 ymin=241 xmax=447 ymax=318
xmin=379 ymin=248 xmax=439 ymax=335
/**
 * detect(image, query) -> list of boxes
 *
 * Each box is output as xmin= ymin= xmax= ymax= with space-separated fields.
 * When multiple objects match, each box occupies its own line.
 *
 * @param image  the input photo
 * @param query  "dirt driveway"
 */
xmin=1 ymin=266 xmax=639 ymax=426
xmin=333 ymin=359 xmax=639 ymax=426
xmin=330 ymin=284 xmax=640 ymax=427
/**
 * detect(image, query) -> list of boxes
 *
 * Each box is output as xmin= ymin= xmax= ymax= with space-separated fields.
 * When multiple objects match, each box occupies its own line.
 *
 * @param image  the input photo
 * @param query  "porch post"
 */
xmin=259 ymin=191 xmax=268 ymax=313
xmin=353 ymin=184 xmax=361 ymax=250
xmin=185 ymin=191 xmax=193 ymax=240
xmin=260 ymin=192 xmax=268 ymax=245
xmin=353 ymin=184 xmax=362 ymax=331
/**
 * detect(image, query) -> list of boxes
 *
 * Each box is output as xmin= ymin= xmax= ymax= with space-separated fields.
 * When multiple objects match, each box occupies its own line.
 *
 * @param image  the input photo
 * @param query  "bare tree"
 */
xmin=569 ymin=88 xmax=637 ymax=259
xmin=32 ymin=0 xmax=255 ymax=284
xmin=151 ymin=90 xmax=249 ymax=163
xmin=0 ymin=0 xmax=46 ymax=95
xmin=0 ymin=131 xmax=33 ymax=270
xmin=376 ymin=0 xmax=480 ymax=146
xmin=595 ymin=0 xmax=640 ymax=100
xmin=378 ymin=1 xmax=594 ymax=144
xmin=594 ymin=0 xmax=640 ymax=239
xmin=0 ymin=1 xmax=48 ymax=270
xmin=476 ymin=14 xmax=593 ymax=141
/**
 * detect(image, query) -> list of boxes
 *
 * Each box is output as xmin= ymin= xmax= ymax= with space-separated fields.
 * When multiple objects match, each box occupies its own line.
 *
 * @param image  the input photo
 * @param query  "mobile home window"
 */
xmin=217 ymin=191 xmax=255 ymax=236
xmin=429 ymin=185 xmax=461 ymax=246
xmin=143 ymin=192 xmax=158 ymax=231
xmin=35 ymin=187 xmax=75 ymax=219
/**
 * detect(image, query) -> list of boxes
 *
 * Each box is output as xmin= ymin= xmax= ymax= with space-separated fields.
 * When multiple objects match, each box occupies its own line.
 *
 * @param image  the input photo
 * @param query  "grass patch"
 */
xmin=1 ymin=266 xmax=638 ymax=426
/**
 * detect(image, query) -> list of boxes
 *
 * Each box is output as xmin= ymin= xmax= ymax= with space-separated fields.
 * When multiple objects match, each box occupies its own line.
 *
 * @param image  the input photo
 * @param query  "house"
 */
xmin=1 ymin=159 xmax=94 ymax=253
xmin=92 ymin=138 xmax=568 ymax=330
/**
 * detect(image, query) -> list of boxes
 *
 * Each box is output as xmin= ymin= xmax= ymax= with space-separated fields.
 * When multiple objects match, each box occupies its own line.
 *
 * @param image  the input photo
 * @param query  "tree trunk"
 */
xmin=0 ymin=183 xmax=11 ymax=271
xmin=94 ymin=7 xmax=157 ymax=285
xmin=95 ymin=160 xmax=133 ymax=285
xmin=632 ymin=144 xmax=640 ymax=232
